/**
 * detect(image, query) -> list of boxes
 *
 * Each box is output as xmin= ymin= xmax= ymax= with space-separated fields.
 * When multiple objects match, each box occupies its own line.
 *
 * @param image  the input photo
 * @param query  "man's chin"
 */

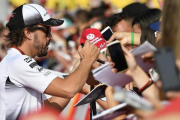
xmin=37 ymin=52 xmax=48 ymax=57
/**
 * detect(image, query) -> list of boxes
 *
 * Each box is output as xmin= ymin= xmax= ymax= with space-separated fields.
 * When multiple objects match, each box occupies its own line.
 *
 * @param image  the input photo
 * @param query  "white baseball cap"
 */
xmin=8 ymin=4 xmax=64 ymax=31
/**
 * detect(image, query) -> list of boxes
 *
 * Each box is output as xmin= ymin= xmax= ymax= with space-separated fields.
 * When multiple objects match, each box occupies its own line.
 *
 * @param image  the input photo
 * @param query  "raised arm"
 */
xmin=44 ymin=40 xmax=100 ymax=98
xmin=122 ymin=46 xmax=159 ymax=101
xmin=107 ymin=32 xmax=141 ymax=46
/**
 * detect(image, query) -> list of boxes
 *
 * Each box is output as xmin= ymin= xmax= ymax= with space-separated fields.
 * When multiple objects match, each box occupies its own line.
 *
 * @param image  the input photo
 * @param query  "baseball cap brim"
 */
xmin=150 ymin=22 xmax=161 ymax=32
xmin=100 ymin=48 xmax=107 ymax=53
xmin=40 ymin=18 xmax=64 ymax=27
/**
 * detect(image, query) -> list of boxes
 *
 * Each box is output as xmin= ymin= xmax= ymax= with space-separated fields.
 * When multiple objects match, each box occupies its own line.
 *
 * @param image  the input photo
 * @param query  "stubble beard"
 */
xmin=34 ymin=33 xmax=48 ymax=57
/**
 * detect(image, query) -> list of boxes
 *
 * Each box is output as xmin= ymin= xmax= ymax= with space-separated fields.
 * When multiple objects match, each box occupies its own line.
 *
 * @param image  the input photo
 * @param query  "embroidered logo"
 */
xmin=44 ymin=71 xmax=51 ymax=76
xmin=36 ymin=66 xmax=43 ymax=72
xmin=10 ymin=12 xmax=16 ymax=18
xmin=86 ymin=34 xmax=95 ymax=40
xmin=29 ymin=62 xmax=38 ymax=68
xmin=44 ymin=12 xmax=48 ymax=16
xmin=51 ymin=20 xmax=57 ymax=25
xmin=24 ymin=57 xmax=32 ymax=63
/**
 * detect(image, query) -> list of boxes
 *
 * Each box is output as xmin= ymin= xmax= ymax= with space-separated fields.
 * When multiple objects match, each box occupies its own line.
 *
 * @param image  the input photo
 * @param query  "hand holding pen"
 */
xmin=81 ymin=43 xmax=105 ymax=64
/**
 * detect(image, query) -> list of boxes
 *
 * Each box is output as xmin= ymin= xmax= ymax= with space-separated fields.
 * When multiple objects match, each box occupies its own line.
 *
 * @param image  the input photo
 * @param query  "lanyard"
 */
xmin=12 ymin=46 xmax=25 ymax=55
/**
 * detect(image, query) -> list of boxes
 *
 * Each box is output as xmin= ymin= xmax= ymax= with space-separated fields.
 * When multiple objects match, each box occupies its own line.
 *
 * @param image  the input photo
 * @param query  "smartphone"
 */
xmin=101 ymin=26 xmax=114 ymax=41
xmin=154 ymin=47 xmax=180 ymax=93
xmin=107 ymin=41 xmax=128 ymax=73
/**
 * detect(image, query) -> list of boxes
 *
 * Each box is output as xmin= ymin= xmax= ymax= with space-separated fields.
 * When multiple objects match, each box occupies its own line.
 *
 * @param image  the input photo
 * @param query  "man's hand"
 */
xmin=106 ymin=32 xmax=141 ymax=46
xmin=122 ymin=45 xmax=137 ymax=73
xmin=79 ymin=83 xmax=90 ymax=95
xmin=92 ymin=53 xmax=107 ymax=69
xmin=107 ymin=32 xmax=129 ymax=46
xmin=78 ymin=40 xmax=100 ymax=64
xmin=124 ymin=82 xmax=133 ymax=91
xmin=142 ymin=51 xmax=155 ymax=63
xmin=110 ymin=45 xmax=138 ymax=76
xmin=166 ymin=91 xmax=180 ymax=99
xmin=133 ymin=95 xmax=163 ymax=119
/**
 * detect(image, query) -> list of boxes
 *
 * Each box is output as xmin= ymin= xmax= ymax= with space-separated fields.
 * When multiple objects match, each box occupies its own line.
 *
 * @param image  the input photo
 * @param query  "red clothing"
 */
xmin=151 ymin=96 xmax=180 ymax=118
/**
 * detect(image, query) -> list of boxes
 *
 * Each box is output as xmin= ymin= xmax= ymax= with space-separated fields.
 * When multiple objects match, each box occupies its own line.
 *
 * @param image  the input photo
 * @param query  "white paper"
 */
xmin=92 ymin=103 xmax=127 ymax=120
xmin=92 ymin=41 xmax=157 ymax=87
xmin=131 ymin=41 xmax=157 ymax=72
xmin=93 ymin=86 xmax=153 ymax=120
xmin=93 ymin=63 xmax=133 ymax=87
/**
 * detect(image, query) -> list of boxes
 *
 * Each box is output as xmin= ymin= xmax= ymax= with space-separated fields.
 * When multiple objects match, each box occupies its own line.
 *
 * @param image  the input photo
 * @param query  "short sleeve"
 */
xmin=42 ymin=94 xmax=52 ymax=100
xmin=41 ymin=72 xmax=68 ymax=101
xmin=8 ymin=55 xmax=58 ymax=93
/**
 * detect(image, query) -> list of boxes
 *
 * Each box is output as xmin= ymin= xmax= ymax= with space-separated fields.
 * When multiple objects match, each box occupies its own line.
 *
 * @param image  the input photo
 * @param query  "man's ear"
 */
xmin=24 ymin=28 xmax=33 ymax=40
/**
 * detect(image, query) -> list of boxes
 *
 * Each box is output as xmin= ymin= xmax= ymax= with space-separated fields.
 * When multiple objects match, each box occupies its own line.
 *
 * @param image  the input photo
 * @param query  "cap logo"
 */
xmin=86 ymin=34 xmax=95 ymax=40
xmin=44 ymin=12 xmax=48 ymax=16
xmin=100 ymin=42 xmax=106 ymax=49
xmin=51 ymin=20 xmax=57 ymax=25
xmin=10 ymin=14 xmax=15 ymax=18
xmin=10 ymin=12 xmax=16 ymax=18
xmin=80 ymin=28 xmax=107 ymax=52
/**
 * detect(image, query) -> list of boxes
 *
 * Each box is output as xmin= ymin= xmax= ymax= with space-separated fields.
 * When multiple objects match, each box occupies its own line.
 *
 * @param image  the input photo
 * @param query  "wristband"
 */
xmin=131 ymin=32 xmax=134 ymax=45
xmin=138 ymin=79 xmax=153 ymax=94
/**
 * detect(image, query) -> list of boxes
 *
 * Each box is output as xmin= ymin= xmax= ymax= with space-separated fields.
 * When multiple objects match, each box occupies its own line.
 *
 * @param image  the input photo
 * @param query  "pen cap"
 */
xmin=80 ymin=28 xmax=107 ymax=53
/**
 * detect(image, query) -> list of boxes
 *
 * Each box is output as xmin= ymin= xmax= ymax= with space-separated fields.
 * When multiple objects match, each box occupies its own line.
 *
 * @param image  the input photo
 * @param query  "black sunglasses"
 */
xmin=33 ymin=26 xmax=51 ymax=37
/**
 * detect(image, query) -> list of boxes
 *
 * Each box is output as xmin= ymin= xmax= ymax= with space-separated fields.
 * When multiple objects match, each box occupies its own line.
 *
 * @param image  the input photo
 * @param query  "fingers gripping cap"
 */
xmin=8 ymin=4 xmax=64 ymax=31
xmin=80 ymin=28 xmax=107 ymax=53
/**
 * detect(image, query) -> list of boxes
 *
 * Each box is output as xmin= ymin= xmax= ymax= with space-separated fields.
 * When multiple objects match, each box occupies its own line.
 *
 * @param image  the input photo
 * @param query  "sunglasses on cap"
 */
xmin=33 ymin=26 xmax=52 ymax=37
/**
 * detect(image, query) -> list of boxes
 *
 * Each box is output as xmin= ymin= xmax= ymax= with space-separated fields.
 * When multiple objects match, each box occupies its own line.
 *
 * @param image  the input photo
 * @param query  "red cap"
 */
xmin=80 ymin=28 xmax=106 ymax=52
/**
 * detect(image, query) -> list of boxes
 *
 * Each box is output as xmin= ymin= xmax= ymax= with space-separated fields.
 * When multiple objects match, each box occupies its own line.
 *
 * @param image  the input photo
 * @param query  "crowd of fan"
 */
xmin=0 ymin=0 xmax=160 ymax=73
xmin=1 ymin=0 xmax=180 ymax=120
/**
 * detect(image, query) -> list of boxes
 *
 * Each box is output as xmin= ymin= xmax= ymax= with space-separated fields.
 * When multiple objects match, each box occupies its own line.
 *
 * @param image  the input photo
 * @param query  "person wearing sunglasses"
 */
xmin=0 ymin=4 xmax=100 ymax=120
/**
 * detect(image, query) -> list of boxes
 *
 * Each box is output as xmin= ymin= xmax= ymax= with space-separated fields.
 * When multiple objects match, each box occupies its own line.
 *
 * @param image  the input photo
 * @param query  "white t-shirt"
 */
xmin=0 ymin=48 xmax=58 ymax=120
xmin=0 ymin=61 xmax=6 ymax=120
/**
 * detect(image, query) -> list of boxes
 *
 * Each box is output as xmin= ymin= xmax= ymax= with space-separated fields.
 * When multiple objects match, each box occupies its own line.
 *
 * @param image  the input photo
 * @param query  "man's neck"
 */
xmin=18 ymin=44 xmax=36 ymax=58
